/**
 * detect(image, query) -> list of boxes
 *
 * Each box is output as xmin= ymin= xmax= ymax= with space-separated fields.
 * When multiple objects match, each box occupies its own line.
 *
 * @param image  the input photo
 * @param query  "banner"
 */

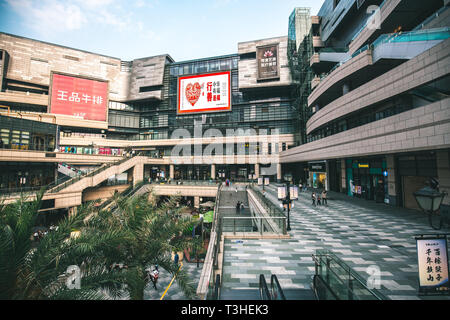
xmin=257 ymin=44 xmax=279 ymax=80
xmin=49 ymin=73 xmax=108 ymax=122
xmin=416 ymin=235 xmax=449 ymax=294
xmin=178 ymin=71 xmax=231 ymax=114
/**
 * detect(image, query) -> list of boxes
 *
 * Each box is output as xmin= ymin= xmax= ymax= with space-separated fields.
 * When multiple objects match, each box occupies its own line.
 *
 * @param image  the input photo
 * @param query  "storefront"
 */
xmin=308 ymin=161 xmax=327 ymax=190
xmin=346 ymin=158 xmax=387 ymax=202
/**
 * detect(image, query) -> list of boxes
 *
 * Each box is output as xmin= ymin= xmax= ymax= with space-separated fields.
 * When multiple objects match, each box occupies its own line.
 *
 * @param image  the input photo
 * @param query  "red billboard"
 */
xmin=49 ymin=73 xmax=108 ymax=122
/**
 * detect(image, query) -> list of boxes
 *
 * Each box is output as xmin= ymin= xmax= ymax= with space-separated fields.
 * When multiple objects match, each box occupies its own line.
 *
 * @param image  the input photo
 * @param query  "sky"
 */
xmin=0 ymin=0 xmax=324 ymax=62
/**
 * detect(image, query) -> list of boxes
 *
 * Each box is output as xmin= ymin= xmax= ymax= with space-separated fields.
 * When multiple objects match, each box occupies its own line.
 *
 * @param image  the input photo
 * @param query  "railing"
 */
xmin=270 ymin=275 xmax=286 ymax=300
xmin=371 ymin=26 xmax=450 ymax=48
xmin=259 ymin=275 xmax=271 ymax=300
xmin=212 ymin=274 xmax=221 ymax=300
xmin=350 ymin=0 xmax=387 ymax=42
xmin=312 ymin=250 xmax=388 ymax=300
xmin=47 ymin=154 xmax=138 ymax=193
xmin=220 ymin=217 xmax=287 ymax=236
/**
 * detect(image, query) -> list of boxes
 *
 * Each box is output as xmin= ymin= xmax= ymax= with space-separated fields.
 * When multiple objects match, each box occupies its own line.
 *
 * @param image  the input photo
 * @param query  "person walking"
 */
xmin=317 ymin=193 xmax=321 ymax=206
xmin=322 ymin=190 xmax=328 ymax=206
xmin=311 ymin=192 xmax=316 ymax=206
xmin=236 ymin=201 xmax=241 ymax=214
xmin=148 ymin=265 xmax=159 ymax=290
xmin=240 ymin=202 xmax=245 ymax=214
xmin=299 ymin=182 xmax=303 ymax=193
xmin=174 ymin=252 xmax=179 ymax=266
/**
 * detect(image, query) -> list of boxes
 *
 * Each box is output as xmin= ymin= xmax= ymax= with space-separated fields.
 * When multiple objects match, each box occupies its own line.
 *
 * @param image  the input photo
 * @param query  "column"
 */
xmin=211 ymin=164 xmax=216 ymax=180
xmin=254 ymin=163 xmax=260 ymax=179
xmin=343 ymin=82 xmax=351 ymax=95
xmin=194 ymin=196 xmax=200 ymax=208
xmin=437 ymin=150 xmax=450 ymax=216
xmin=386 ymin=155 xmax=397 ymax=206
xmin=68 ymin=206 xmax=78 ymax=217
xmin=133 ymin=162 xmax=144 ymax=187
xmin=340 ymin=159 xmax=346 ymax=193
xmin=170 ymin=164 xmax=174 ymax=179
xmin=277 ymin=163 xmax=282 ymax=182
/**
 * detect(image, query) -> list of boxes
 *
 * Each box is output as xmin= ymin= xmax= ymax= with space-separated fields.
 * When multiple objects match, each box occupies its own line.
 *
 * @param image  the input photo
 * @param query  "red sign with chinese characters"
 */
xmin=49 ymin=73 xmax=108 ymax=122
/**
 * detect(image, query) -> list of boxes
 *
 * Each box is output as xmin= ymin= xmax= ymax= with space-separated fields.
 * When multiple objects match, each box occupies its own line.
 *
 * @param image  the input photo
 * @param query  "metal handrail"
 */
xmin=270 ymin=275 xmax=286 ymax=300
xmin=259 ymin=274 xmax=271 ymax=300
xmin=312 ymin=250 xmax=388 ymax=300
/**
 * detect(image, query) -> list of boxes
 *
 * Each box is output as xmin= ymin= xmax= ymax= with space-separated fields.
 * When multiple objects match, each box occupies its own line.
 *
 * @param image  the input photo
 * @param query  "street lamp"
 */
xmin=278 ymin=183 xmax=298 ymax=232
xmin=414 ymin=186 xmax=447 ymax=230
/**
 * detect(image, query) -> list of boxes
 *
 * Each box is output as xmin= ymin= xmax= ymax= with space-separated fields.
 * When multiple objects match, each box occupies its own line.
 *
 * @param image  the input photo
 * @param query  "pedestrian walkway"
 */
xmin=221 ymin=183 xmax=450 ymax=300
xmin=144 ymin=262 xmax=204 ymax=300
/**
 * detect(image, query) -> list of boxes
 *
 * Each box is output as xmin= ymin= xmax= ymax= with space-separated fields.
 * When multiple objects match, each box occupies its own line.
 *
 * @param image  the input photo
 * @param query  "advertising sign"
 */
xmin=289 ymin=186 xmax=299 ymax=200
xmin=49 ymin=73 xmax=108 ymax=122
xmin=257 ymin=44 xmax=279 ymax=80
xmin=178 ymin=71 xmax=231 ymax=114
xmin=416 ymin=235 xmax=449 ymax=295
xmin=277 ymin=186 xmax=286 ymax=200
xmin=258 ymin=177 xmax=263 ymax=186
xmin=264 ymin=177 xmax=270 ymax=186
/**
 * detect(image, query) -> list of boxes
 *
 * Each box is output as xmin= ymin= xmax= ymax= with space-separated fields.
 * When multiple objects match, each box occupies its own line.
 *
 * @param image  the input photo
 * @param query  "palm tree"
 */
xmin=92 ymin=192 xmax=198 ymax=300
xmin=0 ymin=189 xmax=199 ymax=300
xmin=0 ymin=190 xmax=130 ymax=300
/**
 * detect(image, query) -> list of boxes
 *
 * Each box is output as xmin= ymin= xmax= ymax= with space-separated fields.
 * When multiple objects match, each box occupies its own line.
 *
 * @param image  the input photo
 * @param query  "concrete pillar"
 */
xmin=170 ymin=164 xmax=174 ymax=179
xmin=277 ymin=163 xmax=282 ymax=182
xmin=437 ymin=150 xmax=450 ymax=215
xmin=133 ymin=162 xmax=144 ymax=187
xmin=386 ymin=155 xmax=397 ymax=206
xmin=255 ymin=163 xmax=260 ymax=179
xmin=194 ymin=196 xmax=200 ymax=208
xmin=68 ymin=206 xmax=78 ymax=217
xmin=211 ymin=164 xmax=216 ymax=180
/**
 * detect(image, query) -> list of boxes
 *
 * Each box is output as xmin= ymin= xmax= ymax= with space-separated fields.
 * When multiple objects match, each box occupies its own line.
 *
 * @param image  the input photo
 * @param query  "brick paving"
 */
xmin=221 ymin=184 xmax=450 ymax=300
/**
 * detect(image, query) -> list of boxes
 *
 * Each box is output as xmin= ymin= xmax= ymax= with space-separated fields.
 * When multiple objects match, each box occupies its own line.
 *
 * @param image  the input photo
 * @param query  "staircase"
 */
xmin=218 ymin=185 xmax=253 ymax=232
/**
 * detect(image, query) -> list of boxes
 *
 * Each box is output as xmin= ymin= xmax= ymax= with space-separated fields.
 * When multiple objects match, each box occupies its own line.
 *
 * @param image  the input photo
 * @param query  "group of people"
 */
xmin=311 ymin=190 xmax=328 ymax=206
xmin=32 ymin=225 xmax=58 ymax=242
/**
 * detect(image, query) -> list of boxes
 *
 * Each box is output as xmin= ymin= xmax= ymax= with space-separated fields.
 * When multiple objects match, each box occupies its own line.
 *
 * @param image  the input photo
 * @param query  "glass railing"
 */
xmin=220 ymin=216 xmax=286 ymax=235
xmin=351 ymin=0 xmax=387 ymax=42
xmin=270 ymin=275 xmax=286 ymax=300
xmin=372 ymin=27 xmax=450 ymax=48
xmin=259 ymin=274 xmax=271 ymax=300
xmin=312 ymin=250 xmax=388 ymax=300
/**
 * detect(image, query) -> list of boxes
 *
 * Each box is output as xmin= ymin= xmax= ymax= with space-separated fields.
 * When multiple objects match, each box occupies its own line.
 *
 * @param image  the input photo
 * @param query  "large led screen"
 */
xmin=178 ymin=71 xmax=231 ymax=114
xmin=49 ymin=73 xmax=108 ymax=122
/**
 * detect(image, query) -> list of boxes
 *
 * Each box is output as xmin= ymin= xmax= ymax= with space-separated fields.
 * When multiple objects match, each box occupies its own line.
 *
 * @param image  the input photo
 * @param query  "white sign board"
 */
xmin=178 ymin=71 xmax=231 ymax=114
xmin=416 ymin=236 xmax=449 ymax=294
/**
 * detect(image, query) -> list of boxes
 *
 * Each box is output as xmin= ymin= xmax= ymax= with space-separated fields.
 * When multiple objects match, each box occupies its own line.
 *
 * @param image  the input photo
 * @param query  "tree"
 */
xmin=0 ymin=189 xmax=199 ymax=300
xmin=0 ymin=190 xmax=126 ymax=299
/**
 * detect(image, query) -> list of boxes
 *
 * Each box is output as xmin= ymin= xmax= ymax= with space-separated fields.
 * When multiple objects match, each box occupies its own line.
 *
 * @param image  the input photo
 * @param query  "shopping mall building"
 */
xmin=0 ymin=0 xmax=449 ymax=216
xmin=282 ymin=0 xmax=450 ymax=214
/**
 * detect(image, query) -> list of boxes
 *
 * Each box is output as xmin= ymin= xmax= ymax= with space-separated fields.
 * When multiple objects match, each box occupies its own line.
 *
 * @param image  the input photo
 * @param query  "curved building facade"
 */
xmin=281 ymin=0 xmax=450 ymax=214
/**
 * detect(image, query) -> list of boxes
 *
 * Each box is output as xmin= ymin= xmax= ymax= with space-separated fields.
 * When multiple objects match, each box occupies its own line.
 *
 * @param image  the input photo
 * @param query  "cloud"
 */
xmin=6 ymin=0 xmax=87 ymax=33
xmin=4 ymin=0 xmax=137 ymax=35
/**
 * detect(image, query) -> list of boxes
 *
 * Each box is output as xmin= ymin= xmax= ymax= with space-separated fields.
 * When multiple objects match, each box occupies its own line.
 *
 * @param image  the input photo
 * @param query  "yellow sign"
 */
xmin=358 ymin=164 xmax=369 ymax=168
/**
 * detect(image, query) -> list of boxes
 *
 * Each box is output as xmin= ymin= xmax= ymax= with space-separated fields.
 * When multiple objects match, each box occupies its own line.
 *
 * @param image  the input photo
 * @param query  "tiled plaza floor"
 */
xmin=221 ymin=184 xmax=450 ymax=300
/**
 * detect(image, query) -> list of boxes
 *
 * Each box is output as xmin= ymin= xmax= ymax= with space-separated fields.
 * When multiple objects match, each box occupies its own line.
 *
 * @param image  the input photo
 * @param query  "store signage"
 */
xmin=49 ymin=73 xmax=108 ymax=122
xmin=177 ymin=71 xmax=231 ymax=114
xmin=289 ymin=186 xmax=299 ymax=200
xmin=257 ymin=44 xmax=280 ymax=80
xmin=309 ymin=162 xmax=326 ymax=172
xmin=277 ymin=186 xmax=287 ymax=200
xmin=416 ymin=235 xmax=449 ymax=295
xmin=358 ymin=164 xmax=370 ymax=168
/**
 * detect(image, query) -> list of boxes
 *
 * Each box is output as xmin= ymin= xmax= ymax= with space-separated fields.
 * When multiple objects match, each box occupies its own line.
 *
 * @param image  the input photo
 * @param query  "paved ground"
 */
xmin=221 ymin=183 xmax=450 ymax=300
xmin=144 ymin=262 xmax=204 ymax=300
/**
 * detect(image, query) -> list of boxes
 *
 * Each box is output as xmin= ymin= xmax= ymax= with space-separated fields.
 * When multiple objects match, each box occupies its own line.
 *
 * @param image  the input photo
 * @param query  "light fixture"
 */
xmin=414 ymin=186 xmax=447 ymax=230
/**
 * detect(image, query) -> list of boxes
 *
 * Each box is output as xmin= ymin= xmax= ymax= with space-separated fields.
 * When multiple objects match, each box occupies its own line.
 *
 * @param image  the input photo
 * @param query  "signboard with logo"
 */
xmin=416 ymin=235 xmax=449 ymax=295
xmin=309 ymin=162 xmax=326 ymax=172
xmin=258 ymin=177 xmax=263 ymax=186
xmin=177 ymin=71 xmax=231 ymax=114
xmin=257 ymin=44 xmax=280 ymax=80
xmin=49 ymin=72 xmax=108 ymax=122
xmin=264 ymin=177 xmax=270 ymax=186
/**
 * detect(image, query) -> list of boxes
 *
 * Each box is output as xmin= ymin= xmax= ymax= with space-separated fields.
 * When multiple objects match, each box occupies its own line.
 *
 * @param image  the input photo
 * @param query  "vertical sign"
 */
xmin=290 ymin=186 xmax=299 ymax=200
xmin=257 ymin=44 xmax=280 ymax=80
xmin=277 ymin=186 xmax=287 ymax=200
xmin=258 ymin=177 xmax=263 ymax=186
xmin=416 ymin=235 xmax=449 ymax=295
xmin=264 ymin=177 xmax=270 ymax=186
